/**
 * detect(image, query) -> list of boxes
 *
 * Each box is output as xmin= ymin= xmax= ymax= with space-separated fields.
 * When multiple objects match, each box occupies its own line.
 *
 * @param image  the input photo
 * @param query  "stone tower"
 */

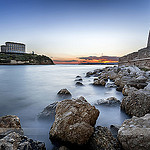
xmin=147 ymin=30 xmax=150 ymax=48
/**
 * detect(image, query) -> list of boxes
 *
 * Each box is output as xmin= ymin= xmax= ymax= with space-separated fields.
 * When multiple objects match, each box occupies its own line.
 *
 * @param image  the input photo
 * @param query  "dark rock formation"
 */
xmin=118 ymin=114 xmax=150 ymax=150
xmin=38 ymin=102 xmax=58 ymax=119
xmin=49 ymin=96 xmax=99 ymax=145
xmin=89 ymin=126 xmax=121 ymax=150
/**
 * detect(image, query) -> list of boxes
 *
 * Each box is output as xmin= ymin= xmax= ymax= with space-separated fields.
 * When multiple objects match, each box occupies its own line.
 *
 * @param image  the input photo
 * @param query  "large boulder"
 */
xmin=121 ymin=89 xmax=150 ymax=117
xmin=0 ymin=132 xmax=46 ymax=150
xmin=122 ymin=85 xmax=138 ymax=96
xmin=0 ymin=115 xmax=23 ymax=138
xmin=93 ymin=79 xmax=106 ymax=86
xmin=89 ymin=126 xmax=121 ymax=150
xmin=38 ymin=102 xmax=58 ymax=119
xmin=49 ymin=96 xmax=99 ymax=145
xmin=118 ymin=114 xmax=150 ymax=150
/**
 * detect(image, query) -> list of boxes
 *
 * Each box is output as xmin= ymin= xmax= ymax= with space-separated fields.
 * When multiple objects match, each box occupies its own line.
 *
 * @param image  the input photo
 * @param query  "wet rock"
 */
xmin=89 ymin=126 xmax=121 ymax=150
xmin=75 ymin=82 xmax=84 ymax=86
xmin=86 ymin=71 xmax=93 ymax=77
xmin=49 ymin=96 xmax=99 ymax=145
xmin=116 ymin=86 xmax=122 ymax=92
xmin=105 ymin=80 xmax=116 ymax=88
xmin=93 ymin=79 xmax=106 ymax=86
xmin=121 ymin=89 xmax=150 ymax=117
xmin=38 ymin=102 xmax=58 ymax=119
xmin=0 ymin=115 xmax=23 ymax=138
xmin=59 ymin=146 xmax=70 ymax=150
xmin=95 ymin=97 xmax=120 ymax=105
xmin=75 ymin=76 xmax=83 ymax=81
xmin=57 ymin=89 xmax=72 ymax=98
xmin=0 ymin=132 xmax=46 ymax=150
xmin=118 ymin=114 xmax=150 ymax=150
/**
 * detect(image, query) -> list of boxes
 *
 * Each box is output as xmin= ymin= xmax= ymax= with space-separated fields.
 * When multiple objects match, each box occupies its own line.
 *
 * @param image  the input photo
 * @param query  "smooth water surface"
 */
xmin=0 ymin=65 xmax=130 ymax=149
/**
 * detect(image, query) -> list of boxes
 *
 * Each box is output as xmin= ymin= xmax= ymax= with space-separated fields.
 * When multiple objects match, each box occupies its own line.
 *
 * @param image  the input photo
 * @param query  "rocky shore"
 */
xmin=1 ymin=65 xmax=150 ymax=150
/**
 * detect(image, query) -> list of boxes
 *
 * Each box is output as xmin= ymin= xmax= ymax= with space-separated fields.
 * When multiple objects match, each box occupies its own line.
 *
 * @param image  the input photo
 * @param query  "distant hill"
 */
xmin=0 ymin=53 xmax=54 ymax=65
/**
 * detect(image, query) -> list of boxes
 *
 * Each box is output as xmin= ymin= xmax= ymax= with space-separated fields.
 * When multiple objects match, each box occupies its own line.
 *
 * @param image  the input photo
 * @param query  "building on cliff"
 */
xmin=1 ymin=42 xmax=25 ymax=54
xmin=119 ymin=31 xmax=150 ymax=69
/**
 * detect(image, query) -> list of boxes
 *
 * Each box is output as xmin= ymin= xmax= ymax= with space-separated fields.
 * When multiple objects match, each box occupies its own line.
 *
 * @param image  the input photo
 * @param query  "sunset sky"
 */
xmin=0 ymin=0 xmax=150 ymax=64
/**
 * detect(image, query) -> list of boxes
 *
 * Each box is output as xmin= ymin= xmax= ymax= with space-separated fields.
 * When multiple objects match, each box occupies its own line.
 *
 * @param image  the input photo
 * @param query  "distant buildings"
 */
xmin=1 ymin=42 xmax=25 ymax=53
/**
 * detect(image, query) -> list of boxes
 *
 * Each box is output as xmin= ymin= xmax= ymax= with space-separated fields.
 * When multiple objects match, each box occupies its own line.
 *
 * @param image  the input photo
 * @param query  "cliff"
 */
xmin=0 ymin=53 xmax=54 ymax=65
xmin=119 ymin=31 xmax=150 ymax=70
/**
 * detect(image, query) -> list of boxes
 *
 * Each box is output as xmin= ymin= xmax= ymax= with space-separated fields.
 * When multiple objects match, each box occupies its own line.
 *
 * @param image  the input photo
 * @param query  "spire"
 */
xmin=147 ymin=30 xmax=150 ymax=48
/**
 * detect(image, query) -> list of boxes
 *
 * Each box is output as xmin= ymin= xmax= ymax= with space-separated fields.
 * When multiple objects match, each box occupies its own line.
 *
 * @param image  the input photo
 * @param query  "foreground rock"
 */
xmin=38 ymin=102 xmax=58 ymax=119
xmin=89 ymin=126 xmax=121 ymax=150
xmin=57 ymin=89 xmax=72 ymax=98
xmin=118 ymin=114 xmax=150 ymax=150
xmin=0 ymin=115 xmax=23 ymax=138
xmin=121 ymin=89 xmax=150 ymax=117
xmin=0 ymin=115 xmax=46 ymax=150
xmin=0 ymin=132 xmax=46 ymax=150
xmin=49 ymin=96 xmax=99 ymax=145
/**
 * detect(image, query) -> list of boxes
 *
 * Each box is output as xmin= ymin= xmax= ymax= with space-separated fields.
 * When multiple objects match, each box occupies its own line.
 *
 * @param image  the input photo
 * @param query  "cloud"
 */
xmin=54 ymin=60 xmax=78 ymax=62
xmin=78 ymin=56 xmax=119 ymax=61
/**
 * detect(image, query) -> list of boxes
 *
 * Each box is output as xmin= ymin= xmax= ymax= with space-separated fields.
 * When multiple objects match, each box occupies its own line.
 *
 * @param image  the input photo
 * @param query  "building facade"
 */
xmin=1 ymin=42 xmax=25 ymax=53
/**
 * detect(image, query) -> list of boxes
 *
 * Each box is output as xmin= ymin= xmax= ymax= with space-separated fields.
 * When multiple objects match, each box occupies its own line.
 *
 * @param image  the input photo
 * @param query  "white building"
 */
xmin=1 ymin=42 xmax=25 ymax=53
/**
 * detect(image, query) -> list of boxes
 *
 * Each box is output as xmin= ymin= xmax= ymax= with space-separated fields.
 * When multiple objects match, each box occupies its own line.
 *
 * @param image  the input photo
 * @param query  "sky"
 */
xmin=0 ymin=0 xmax=150 ymax=64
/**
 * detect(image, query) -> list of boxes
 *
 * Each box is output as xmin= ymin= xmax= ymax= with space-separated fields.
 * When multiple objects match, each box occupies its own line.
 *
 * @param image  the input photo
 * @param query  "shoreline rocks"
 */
xmin=118 ymin=114 xmax=150 ymax=150
xmin=0 ymin=115 xmax=46 ymax=150
xmin=49 ymin=96 xmax=99 ymax=145
xmin=95 ymin=97 xmax=120 ymax=105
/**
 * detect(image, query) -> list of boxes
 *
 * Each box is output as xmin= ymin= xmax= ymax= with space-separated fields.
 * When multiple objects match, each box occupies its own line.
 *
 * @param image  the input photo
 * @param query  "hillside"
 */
xmin=0 ymin=53 xmax=54 ymax=65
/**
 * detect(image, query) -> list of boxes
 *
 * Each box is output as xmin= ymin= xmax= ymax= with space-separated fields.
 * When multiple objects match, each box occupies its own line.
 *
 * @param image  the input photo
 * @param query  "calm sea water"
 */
xmin=0 ymin=65 xmax=130 ymax=149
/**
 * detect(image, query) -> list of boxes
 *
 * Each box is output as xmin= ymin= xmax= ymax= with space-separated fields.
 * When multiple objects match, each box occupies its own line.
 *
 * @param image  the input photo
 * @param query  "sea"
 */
xmin=0 ymin=65 xmax=130 ymax=149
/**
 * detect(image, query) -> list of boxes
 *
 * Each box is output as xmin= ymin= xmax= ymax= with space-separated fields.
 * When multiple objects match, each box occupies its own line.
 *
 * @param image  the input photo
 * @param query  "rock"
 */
xmin=121 ymin=89 xmax=150 ymax=117
xmin=93 ymin=79 xmax=106 ymax=86
xmin=118 ymin=114 xmax=150 ymax=150
xmin=116 ymin=86 xmax=122 ymax=92
xmin=0 ymin=115 xmax=23 ymax=138
xmin=59 ymin=146 xmax=70 ymax=150
xmin=0 ymin=132 xmax=46 ymax=150
xmin=57 ymin=89 xmax=72 ymax=98
xmin=75 ymin=82 xmax=84 ymax=86
xmin=122 ymin=85 xmax=138 ymax=96
xmin=49 ymin=96 xmax=99 ymax=145
xmin=38 ymin=102 xmax=58 ymax=119
xmin=89 ymin=126 xmax=121 ymax=150
xmin=86 ymin=71 xmax=93 ymax=77
xmin=95 ymin=97 xmax=120 ymax=105
xmin=75 ymin=76 xmax=83 ymax=81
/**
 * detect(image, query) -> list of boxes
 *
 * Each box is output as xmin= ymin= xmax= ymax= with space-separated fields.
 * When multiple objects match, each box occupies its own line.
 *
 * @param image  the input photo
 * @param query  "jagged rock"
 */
xmin=49 ymin=96 xmax=99 ymax=145
xmin=38 ymin=102 xmax=58 ymax=119
xmin=0 ymin=132 xmax=46 ymax=150
xmin=89 ymin=126 xmax=121 ymax=150
xmin=57 ymin=89 xmax=72 ymax=98
xmin=75 ymin=82 xmax=84 ymax=86
xmin=118 ymin=114 xmax=150 ymax=150
xmin=121 ymin=89 xmax=150 ymax=117
xmin=95 ymin=97 xmax=120 ymax=105
xmin=0 ymin=115 xmax=23 ymax=138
